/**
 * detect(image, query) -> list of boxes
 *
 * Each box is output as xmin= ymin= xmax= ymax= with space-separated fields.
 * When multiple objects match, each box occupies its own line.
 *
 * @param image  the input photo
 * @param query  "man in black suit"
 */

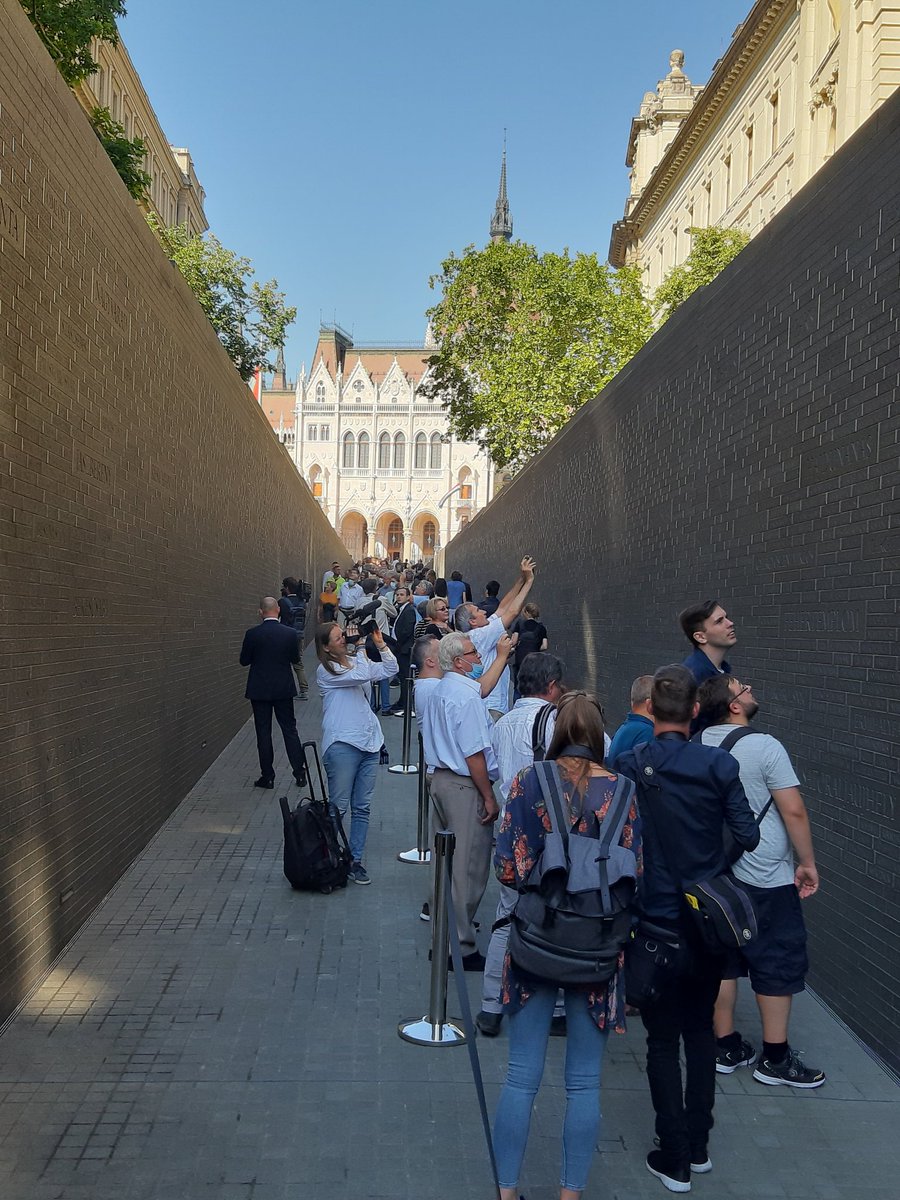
xmin=386 ymin=586 xmax=417 ymax=716
xmin=239 ymin=596 xmax=308 ymax=789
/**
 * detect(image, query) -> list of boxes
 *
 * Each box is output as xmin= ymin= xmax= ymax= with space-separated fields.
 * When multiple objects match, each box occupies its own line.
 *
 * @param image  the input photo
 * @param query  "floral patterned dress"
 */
xmin=494 ymin=757 xmax=643 ymax=1033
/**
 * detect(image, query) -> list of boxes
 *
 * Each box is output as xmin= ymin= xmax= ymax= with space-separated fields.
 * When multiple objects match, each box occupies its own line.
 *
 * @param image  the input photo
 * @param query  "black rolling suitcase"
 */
xmin=279 ymin=741 xmax=352 ymax=893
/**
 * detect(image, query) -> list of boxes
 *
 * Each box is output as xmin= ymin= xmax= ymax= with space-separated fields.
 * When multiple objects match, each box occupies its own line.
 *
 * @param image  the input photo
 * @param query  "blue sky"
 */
xmin=121 ymin=0 xmax=750 ymax=376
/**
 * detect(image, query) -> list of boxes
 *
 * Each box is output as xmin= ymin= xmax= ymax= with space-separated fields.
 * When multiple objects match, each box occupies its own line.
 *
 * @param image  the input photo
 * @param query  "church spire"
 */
xmin=272 ymin=345 xmax=287 ymax=390
xmin=490 ymin=136 xmax=513 ymax=243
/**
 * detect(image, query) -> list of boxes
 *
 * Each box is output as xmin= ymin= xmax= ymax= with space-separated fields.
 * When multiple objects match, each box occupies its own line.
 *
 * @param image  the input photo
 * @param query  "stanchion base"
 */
xmin=398 ymin=1018 xmax=466 ymax=1046
xmin=397 ymin=848 xmax=432 ymax=864
xmin=388 ymin=764 xmax=418 ymax=774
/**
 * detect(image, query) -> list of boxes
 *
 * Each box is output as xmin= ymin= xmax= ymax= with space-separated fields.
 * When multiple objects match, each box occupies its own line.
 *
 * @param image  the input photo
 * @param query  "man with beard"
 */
xmin=697 ymin=676 xmax=825 ymax=1089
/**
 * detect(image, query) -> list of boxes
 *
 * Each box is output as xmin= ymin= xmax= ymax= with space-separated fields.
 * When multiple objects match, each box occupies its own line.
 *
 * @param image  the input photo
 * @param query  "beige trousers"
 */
xmin=428 ymin=769 xmax=495 ymax=956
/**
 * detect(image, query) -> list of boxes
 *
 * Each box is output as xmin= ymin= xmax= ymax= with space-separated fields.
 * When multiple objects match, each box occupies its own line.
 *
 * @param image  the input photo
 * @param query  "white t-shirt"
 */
xmin=701 ymin=724 xmax=800 ymax=888
xmin=469 ymin=613 xmax=510 ymax=716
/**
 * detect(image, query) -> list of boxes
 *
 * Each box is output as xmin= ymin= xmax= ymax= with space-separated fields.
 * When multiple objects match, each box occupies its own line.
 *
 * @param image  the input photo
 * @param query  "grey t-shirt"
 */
xmin=701 ymin=725 xmax=800 ymax=888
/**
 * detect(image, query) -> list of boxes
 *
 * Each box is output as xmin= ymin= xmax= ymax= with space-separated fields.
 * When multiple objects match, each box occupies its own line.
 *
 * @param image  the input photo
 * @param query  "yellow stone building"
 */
xmin=609 ymin=0 xmax=900 ymax=290
xmin=74 ymin=35 xmax=207 ymax=234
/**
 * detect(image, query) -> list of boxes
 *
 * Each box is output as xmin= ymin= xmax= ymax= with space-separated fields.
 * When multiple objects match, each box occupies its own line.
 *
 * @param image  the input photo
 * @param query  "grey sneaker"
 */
xmin=349 ymin=862 xmax=371 ymax=885
xmin=753 ymin=1048 xmax=825 ymax=1088
xmin=715 ymin=1037 xmax=757 ymax=1073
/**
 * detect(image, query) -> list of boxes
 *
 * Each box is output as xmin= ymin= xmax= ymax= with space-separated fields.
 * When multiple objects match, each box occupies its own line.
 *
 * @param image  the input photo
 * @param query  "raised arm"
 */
xmin=479 ymin=632 xmax=515 ymax=698
xmin=496 ymin=556 xmax=537 ymax=629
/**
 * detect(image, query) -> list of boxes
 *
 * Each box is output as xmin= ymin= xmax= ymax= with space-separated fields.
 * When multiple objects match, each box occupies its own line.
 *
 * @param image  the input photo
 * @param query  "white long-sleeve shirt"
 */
xmin=317 ymin=647 xmax=397 ymax=754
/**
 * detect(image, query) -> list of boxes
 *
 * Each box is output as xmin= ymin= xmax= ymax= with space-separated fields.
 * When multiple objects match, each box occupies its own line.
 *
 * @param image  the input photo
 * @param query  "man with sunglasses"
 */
xmin=697 ymin=676 xmax=825 ymax=1089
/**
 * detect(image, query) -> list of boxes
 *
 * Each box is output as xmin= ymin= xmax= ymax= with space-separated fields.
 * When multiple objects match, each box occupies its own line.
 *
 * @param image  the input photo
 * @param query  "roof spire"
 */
xmin=272 ymin=345 xmax=287 ymax=389
xmin=490 ymin=132 xmax=513 ymax=243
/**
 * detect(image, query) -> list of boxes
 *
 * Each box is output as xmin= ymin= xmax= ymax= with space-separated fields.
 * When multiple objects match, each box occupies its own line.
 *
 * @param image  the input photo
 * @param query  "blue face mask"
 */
xmin=468 ymin=663 xmax=484 ymax=680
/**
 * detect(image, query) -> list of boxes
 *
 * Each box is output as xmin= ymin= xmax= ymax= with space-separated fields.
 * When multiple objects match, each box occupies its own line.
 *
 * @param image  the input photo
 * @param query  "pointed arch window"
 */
xmin=393 ymin=432 xmax=406 ymax=470
xmin=315 ymin=381 xmax=326 ymax=403
xmin=378 ymin=432 xmax=391 ymax=470
xmin=414 ymin=433 xmax=428 ymax=470
xmin=342 ymin=431 xmax=356 ymax=469
xmin=357 ymin=431 xmax=370 ymax=471
xmin=430 ymin=433 xmax=442 ymax=470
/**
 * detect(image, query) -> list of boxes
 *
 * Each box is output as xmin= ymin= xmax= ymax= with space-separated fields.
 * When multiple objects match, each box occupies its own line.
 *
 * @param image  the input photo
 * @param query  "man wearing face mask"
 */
xmin=422 ymin=631 xmax=501 ymax=970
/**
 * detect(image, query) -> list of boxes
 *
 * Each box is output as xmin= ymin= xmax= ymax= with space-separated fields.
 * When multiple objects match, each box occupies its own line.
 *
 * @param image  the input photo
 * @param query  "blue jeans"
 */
xmin=370 ymin=678 xmax=391 ymax=712
xmin=322 ymin=742 xmax=378 ymax=864
xmin=493 ymin=985 xmax=609 ymax=1192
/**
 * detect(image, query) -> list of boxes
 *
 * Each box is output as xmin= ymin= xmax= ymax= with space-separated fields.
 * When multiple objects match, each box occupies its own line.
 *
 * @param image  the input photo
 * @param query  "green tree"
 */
xmin=149 ymin=219 xmax=297 ymax=382
xmin=654 ymin=226 xmax=750 ymax=322
xmin=88 ymin=106 xmax=150 ymax=201
xmin=423 ymin=241 xmax=653 ymax=470
xmin=20 ymin=0 xmax=125 ymax=85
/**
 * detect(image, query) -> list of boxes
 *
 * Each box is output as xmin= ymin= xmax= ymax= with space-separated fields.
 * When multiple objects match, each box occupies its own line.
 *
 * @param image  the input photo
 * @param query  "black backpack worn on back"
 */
xmin=279 ymin=741 xmax=351 ymax=894
xmin=507 ymin=758 xmax=638 ymax=985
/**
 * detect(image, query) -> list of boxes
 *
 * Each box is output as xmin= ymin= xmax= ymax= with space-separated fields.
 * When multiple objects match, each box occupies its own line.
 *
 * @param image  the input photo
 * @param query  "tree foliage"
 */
xmin=149 ymin=219 xmax=297 ymax=383
xmin=21 ymin=0 xmax=125 ymax=85
xmin=423 ymin=241 xmax=653 ymax=470
xmin=88 ymin=106 xmax=150 ymax=200
xmin=654 ymin=226 xmax=750 ymax=322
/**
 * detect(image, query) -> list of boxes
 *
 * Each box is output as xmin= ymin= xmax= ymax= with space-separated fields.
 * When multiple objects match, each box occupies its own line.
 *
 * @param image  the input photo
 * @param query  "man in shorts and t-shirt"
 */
xmin=698 ymin=675 xmax=825 ymax=1089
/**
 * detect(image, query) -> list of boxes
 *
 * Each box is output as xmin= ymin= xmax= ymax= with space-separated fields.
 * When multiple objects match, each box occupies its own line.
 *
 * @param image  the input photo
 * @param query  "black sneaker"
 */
xmin=753 ymin=1048 xmax=825 ymax=1088
xmin=715 ymin=1037 xmax=757 ymax=1074
xmin=475 ymin=1010 xmax=502 ymax=1037
xmin=654 ymin=1137 xmax=710 ymax=1174
xmin=348 ymin=862 xmax=371 ymax=885
xmin=646 ymin=1149 xmax=691 ymax=1193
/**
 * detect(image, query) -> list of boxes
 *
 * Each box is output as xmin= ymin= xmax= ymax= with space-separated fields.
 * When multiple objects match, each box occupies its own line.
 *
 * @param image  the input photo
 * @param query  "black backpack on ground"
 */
xmin=279 ymin=741 xmax=351 ymax=893
xmin=507 ymin=757 xmax=638 ymax=985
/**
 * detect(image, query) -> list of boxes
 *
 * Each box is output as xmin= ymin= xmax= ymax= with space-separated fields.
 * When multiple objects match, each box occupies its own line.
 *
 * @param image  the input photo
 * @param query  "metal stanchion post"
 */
xmin=398 ymin=831 xmax=465 ymax=1046
xmin=389 ymin=666 xmax=418 ymax=774
xmin=398 ymin=734 xmax=432 ymax=864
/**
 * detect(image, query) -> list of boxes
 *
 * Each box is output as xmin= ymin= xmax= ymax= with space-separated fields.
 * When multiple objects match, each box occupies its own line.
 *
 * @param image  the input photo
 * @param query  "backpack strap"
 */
xmin=533 ymin=761 xmax=568 ymax=846
xmin=694 ymin=726 xmax=776 ymax=827
xmin=594 ymin=775 xmax=636 ymax=912
xmin=531 ymin=703 xmax=554 ymax=762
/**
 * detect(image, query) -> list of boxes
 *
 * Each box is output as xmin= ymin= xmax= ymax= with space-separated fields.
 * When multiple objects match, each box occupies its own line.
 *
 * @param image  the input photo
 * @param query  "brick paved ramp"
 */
xmin=1 ymin=661 xmax=897 ymax=1200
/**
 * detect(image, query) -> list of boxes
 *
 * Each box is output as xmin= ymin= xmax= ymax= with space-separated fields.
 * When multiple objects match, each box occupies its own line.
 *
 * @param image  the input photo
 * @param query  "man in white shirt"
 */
xmin=698 ymin=675 xmax=825 ymax=1089
xmin=453 ymin=555 xmax=536 ymax=721
xmin=337 ymin=570 xmax=364 ymax=626
xmin=476 ymin=652 xmax=565 ymax=1036
xmin=422 ymin=631 xmax=501 ymax=969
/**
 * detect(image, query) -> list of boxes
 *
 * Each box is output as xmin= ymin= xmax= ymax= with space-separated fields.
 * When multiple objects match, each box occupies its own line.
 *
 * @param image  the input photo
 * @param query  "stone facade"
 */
xmin=451 ymin=87 xmax=900 ymax=1073
xmin=0 ymin=0 xmax=345 ymax=1026
xmin=610 ymin=0 xmax=900 ymax=292
xmin=261 ymin=326 xmax=495 ymax=563
xmin=73 ymin=34 xmax=207 ymax=234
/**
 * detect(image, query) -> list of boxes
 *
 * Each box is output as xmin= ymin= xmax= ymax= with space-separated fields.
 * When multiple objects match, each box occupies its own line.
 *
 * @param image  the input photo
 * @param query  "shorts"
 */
xmin=721 ymin=882 xmax=808 ymax=996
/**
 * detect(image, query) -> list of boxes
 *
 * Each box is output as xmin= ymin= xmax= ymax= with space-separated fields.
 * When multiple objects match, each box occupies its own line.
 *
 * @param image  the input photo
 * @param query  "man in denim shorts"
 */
xmin=698 ymin=676 xmax=826 ymax=1089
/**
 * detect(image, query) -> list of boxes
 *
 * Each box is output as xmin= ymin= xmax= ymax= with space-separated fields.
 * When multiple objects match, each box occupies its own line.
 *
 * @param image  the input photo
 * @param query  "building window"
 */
xmin=745 ymin=125 xmax=754 ymax=182
xmin=342 ymin=431 xmax=356 ymax=469
xmin=770 ymin=92 xmax=779 ymax=154
xmin=387 ymin=518 xmax=403 ymax=553
xmin=357 ymin=431 xmax=370 ymax=471
xmin=321 ymin=425 xmax=330 ymax=440
xmin=308 ymin=424 xmax=318 ymax=440
xmin=703 ymin=179 xmax=712 ymax=224
xmin=393 ymin=432 xmax=406 ymax=471
xmin=315 ymin=382 xmax=325 ymax=403
xmin=430 ymin=433 xmax=442 ymax=470
xmin=724 ymin=154 xmax=732 ymax=209
xmin=423 ymin=520 xmax=436 ymax=551
xmin=309 ymin=465 xmax=323 ymax=498
xmin=378 ymin=432 xmax=391 ymax=469
xmin=414 ymin=433 xmax=428 ymax=470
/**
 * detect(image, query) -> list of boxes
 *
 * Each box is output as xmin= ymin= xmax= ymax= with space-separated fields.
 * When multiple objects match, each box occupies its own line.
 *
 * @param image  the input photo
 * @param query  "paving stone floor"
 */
xmin=1 ymin=650 xmax=897 ymax=1199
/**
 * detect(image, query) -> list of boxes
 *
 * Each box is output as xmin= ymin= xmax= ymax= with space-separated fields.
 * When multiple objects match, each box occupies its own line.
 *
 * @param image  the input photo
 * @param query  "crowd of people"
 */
xmin=239 ymin=557 xmax=824 ymax=1199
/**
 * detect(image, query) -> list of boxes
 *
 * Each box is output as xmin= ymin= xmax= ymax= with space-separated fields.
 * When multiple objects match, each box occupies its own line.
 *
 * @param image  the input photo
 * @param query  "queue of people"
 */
xmin=239 ymin=561 xmax=823 ymax=1200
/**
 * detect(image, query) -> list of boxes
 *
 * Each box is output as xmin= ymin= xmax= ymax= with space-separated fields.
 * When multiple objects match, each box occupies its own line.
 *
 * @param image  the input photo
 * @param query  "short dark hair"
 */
xmin=450 ymin=571 xmax=462 ymax=581
xmin=651 ymin=664 xmax=698 ymax=723
xmin=678 ymin=599 xmax=720 ymax=646
xmin=697 ymin=675 xmax=738 ymax=726
xmin=485 ymin=579 xmax=500 ymax=597
xmin=361 ymin=578 xmax=378 ymax=595
xmin=282 ymin=576 xmax=299 ymax=594
xmin=517 ymin=652 xmax=565 ymax=698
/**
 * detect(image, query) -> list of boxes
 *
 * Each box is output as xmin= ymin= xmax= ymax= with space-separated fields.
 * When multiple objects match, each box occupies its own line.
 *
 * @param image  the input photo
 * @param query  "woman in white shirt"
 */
xmin=315 ymin=622 xmax=397 ymax=884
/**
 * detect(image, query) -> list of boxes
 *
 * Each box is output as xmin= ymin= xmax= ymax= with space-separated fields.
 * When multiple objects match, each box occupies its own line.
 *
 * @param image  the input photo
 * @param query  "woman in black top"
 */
xmin=511 ymin=601 xmax=548 ymax=699
xmin=413 ymin=596 xmax=452 ymax=641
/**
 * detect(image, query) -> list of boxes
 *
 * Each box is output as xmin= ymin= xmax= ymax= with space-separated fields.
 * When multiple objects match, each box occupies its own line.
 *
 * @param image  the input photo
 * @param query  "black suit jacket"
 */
xmin=390 ymin=602 xmax=417 ymax=656
xmin=239 ymin=618 xmax=300 ymax=701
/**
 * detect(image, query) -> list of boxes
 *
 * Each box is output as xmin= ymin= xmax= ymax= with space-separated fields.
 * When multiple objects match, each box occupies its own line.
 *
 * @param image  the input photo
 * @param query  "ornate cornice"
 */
xmin=622 ymin=0 xmax=792 ymax=232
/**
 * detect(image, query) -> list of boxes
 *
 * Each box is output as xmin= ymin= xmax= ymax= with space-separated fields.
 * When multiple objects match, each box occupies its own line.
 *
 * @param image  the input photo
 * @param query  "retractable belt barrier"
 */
xmin=388 ymin=667 xmax=418 ymax=774
xmin=397 ymin=734 xmax=432 ymax=864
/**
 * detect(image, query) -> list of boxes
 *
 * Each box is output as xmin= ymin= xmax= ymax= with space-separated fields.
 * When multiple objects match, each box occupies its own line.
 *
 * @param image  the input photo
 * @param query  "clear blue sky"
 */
xmin=121 ymin=0 xmax=750 ymax=377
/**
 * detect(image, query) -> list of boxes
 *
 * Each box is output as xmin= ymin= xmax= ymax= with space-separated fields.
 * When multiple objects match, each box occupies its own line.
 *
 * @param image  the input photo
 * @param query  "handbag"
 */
xmin=624 ymin=920 xmax=686 ymax=1007
xmin=632 ymin=743 xmax=758 ymax=954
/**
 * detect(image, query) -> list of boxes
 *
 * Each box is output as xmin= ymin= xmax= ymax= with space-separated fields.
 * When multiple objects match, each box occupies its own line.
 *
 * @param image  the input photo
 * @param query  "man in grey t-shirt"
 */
xmin=698 ymin=676 xmax=825 ymax=1089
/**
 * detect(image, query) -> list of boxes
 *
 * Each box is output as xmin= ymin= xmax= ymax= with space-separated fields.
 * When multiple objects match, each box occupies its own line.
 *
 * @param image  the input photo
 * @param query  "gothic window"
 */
xmin=387 ymin=518 xmax=403 ymax=553
xmin=429 ymin=433 xmax=442 ymax=470
xmin=357 ymin=431 xmax=370 ymax=471
xmin=393 ymin=432 xmax=406 ymax=471
xmin=342 ymin=431 xmax=356 ymax=469
xmin=309 ymin=464 xmax=323 ymax=498
xmin=414 ymin=433 xmax=428 ymax=470
xmin=315 ymin=382 xmax=326 ymax=403
xmin=423 ymin=520 xmax=436 ymax=551
xmin=378 ymin=432 xmax=391 ymax=469
xmin=321 ymin=424 xmax=330 ymax=440
xmin=308 ymin=424 xmax=318 ymax=440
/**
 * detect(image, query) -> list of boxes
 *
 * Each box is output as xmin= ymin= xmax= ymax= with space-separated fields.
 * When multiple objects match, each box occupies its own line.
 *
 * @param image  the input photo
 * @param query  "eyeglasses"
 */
xmin=732 ymin=684 xmax=751 ymax=701
xmin=458 ymin=648 xmax=481 ymax=659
